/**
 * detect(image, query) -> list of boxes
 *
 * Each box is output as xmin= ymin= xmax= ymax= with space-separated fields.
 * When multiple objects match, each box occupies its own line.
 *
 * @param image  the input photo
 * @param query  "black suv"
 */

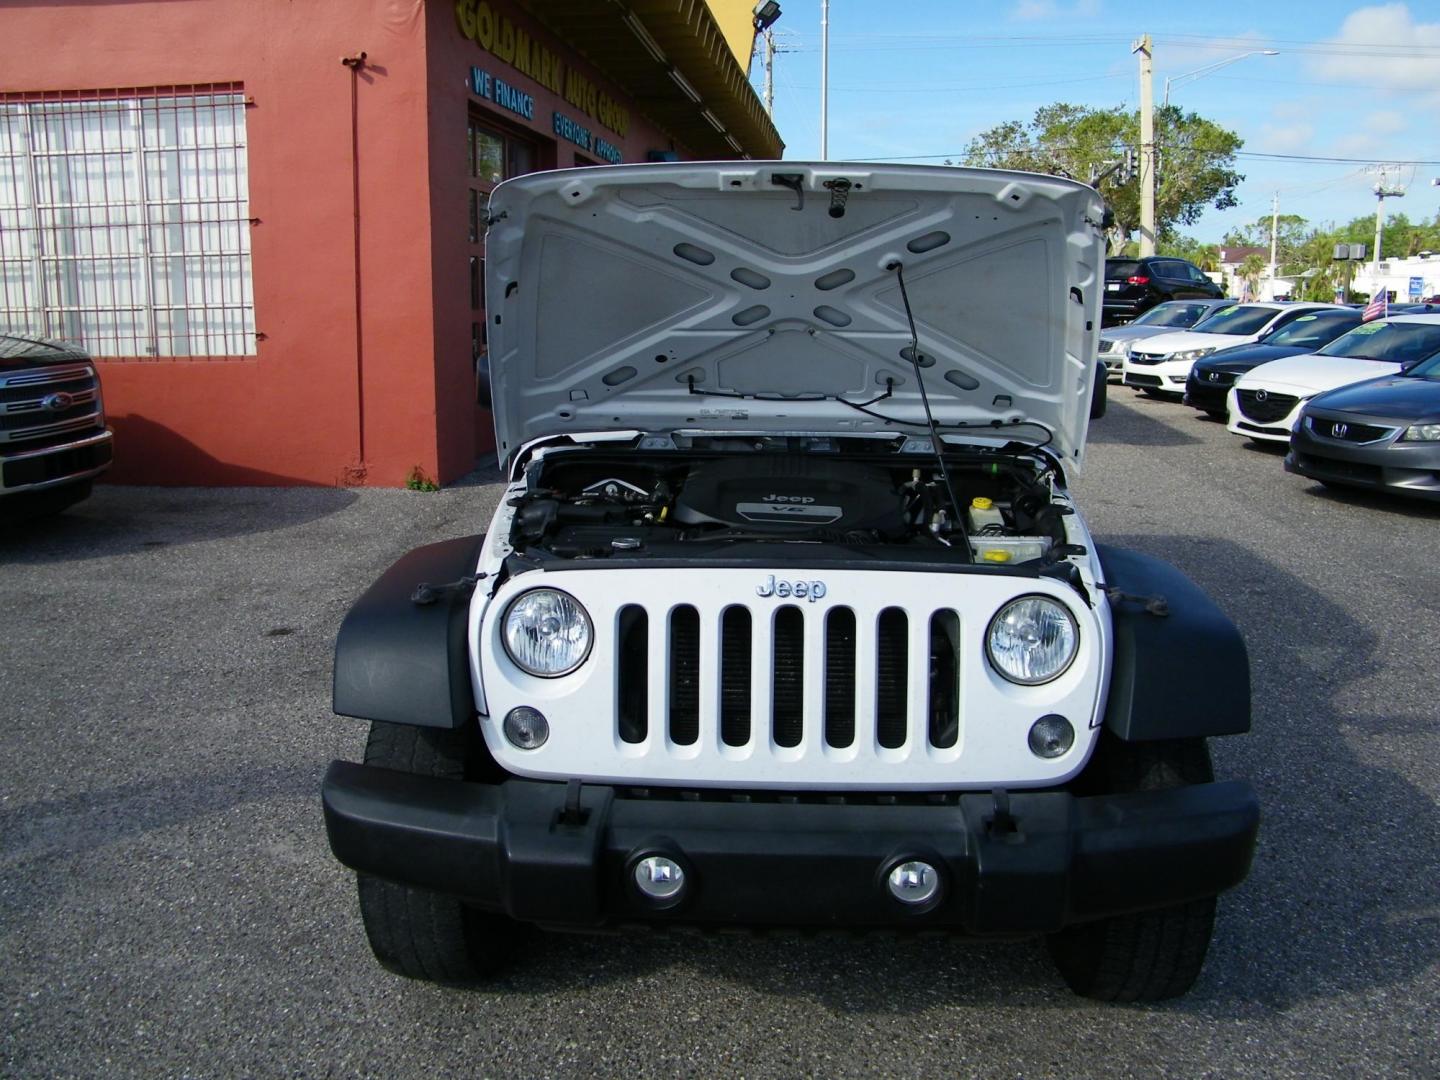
xmin=1103 ymin=256 xmax=1225 ymax=327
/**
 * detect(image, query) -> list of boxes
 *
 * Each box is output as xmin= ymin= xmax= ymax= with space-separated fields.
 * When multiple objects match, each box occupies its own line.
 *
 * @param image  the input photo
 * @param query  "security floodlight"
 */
xmin=753 ymin=1 xmax=782 ymax=31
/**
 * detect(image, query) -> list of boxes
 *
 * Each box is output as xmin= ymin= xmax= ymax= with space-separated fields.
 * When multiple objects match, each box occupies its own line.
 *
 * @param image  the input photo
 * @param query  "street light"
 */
xmin=753 ymin=1 xmax=781 ymax=31
xmin=1164 ymin=50 xmax=1278 ymax=106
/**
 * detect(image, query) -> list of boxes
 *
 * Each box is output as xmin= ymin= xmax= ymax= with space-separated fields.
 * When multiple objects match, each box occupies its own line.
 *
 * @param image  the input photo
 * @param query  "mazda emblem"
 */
xmin=1332 ymin=422 xmax=1348 ymax=437
xmin=1255 ymin=389 xmax=1268 ymax=402
xmin=40 ymin=392 xmax=74 ymax=412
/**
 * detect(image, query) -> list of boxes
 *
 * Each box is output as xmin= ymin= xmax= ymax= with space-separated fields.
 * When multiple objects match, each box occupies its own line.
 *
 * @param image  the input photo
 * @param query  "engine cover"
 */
xmin=673 ymin=457 xmax=905 ymax=533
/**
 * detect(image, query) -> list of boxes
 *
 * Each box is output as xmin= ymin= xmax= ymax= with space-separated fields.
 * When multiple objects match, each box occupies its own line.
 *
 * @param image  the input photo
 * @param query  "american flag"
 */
xmin=1363 ymin=285 xmax=1388 ymax=322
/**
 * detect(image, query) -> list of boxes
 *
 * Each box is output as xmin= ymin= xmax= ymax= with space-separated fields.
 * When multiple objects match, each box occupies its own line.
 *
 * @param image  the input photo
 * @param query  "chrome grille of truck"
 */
xmin=0 ymin=364 xmax=104 ymax=446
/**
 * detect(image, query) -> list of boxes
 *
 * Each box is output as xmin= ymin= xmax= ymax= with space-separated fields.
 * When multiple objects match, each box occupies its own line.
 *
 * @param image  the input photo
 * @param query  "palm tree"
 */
xmin=1238 ymin=254 xmax=1266 ymax=301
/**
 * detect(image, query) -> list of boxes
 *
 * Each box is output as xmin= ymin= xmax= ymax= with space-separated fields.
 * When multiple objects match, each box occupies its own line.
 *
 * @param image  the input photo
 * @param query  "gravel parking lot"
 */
xmin=3 ymin=392 xmax=1438 ymax=1078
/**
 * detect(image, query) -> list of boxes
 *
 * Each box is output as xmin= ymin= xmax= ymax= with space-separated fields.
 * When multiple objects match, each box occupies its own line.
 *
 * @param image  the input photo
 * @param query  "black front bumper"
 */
xmin=1184 ymin=375 xmax=1232 ymax=412
xmin=323 ymin=762 xmax=1259 ymax=934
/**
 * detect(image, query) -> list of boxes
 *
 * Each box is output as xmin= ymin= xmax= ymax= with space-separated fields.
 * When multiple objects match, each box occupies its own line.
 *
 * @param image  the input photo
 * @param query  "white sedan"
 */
xmin=1227 ymin=314 xmax=1440 ymax=442
xmin=1122 ymin=302 xmax=1344 ymax=397
xmin=1097 ymin=299 xmax=1232 ymax=380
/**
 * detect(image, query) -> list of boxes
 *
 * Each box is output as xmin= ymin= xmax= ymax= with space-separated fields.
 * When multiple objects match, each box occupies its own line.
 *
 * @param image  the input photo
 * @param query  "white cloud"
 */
xmin=1013 ymin=0 xmax=1058 ymax=20
xmin=1011 ymin=0 xmax=1098 ymax=22
xmin=1332 ymin=131 xmax=1381 ymax=157
xmin=1368 ymin=109 xmax=1407 ymax=133
xmin=1258 ymin=122 xmax=1316 ymax=153
xmin=1307 ymin=4 xmax=1440 ymax=90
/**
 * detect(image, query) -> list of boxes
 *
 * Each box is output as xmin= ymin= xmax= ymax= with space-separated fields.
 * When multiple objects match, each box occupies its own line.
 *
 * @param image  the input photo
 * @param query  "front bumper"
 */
xmin=1 ymin=429 xmax=113 ymax=494
xmin=1184 ymin=374 xmax=1234 ymax=412
xmin=1287 ymin=421 xmax=1440 ymax=500
xmin=323 ymin=762 xmax=1259 ymax=934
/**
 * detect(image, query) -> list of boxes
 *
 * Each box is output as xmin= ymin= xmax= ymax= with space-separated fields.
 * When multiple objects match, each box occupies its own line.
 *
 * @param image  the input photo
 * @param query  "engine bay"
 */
xmin=506 ymin=437 xmax=1075 ymax=567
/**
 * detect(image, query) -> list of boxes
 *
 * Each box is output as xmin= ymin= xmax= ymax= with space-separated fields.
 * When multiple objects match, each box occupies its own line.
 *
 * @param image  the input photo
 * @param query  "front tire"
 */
xmin=1047 ymin=737 xmax=1219 ymax=1001
xmin=355 ymin=721 xmax=524 ymax=984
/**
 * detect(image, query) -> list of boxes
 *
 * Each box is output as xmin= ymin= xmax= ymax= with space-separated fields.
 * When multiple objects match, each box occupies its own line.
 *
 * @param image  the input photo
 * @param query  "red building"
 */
xmin=0 ymin=0 xmax=782 ymax=486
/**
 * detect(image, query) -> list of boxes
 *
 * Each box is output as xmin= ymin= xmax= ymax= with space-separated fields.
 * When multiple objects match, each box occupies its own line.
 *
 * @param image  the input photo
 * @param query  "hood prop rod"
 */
xmin=888 ymin=260 xmax=964 ymax=535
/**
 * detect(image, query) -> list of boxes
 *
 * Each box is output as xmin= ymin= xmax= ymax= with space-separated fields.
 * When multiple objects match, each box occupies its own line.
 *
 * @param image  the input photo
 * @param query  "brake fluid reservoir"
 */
xmin=967 ymin=496 xmax=1005 ymax=534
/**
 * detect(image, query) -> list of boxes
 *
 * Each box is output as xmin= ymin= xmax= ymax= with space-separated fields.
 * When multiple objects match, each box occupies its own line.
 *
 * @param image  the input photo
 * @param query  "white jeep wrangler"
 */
xmin=322 ymin=163 xmax=1258 ymax=1001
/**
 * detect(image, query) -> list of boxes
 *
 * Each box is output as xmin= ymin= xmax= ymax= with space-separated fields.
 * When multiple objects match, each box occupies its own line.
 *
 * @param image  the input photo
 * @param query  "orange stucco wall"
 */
xmin=2 ymin=0 xmax=728 ymax=486
xmin=4 ymin=0 xmax=440 ymax=486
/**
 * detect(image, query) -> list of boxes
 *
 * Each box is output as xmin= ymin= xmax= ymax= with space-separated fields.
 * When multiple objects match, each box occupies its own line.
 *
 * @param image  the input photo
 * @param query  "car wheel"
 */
xmin=354 ymin=721 xmax=526 ymax=984
xmin=1046 ymin=737 xmax=1219 ymax=1002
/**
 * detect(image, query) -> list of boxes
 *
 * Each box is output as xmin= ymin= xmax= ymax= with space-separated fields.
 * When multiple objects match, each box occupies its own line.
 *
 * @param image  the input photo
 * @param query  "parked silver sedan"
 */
xmin=1097 ymin=299 xmax=1233 ymax=380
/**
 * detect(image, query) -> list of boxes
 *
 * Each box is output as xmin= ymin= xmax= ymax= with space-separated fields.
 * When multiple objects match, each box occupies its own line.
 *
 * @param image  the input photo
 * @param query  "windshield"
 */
xmin=1132 ymin=302 xmax=1216 ymax=328
xmin=1190 ymin=304 xmax=1278 ymax=336
xmin=1105 ymin=260 xmax=1142 ymax=280
xmin=1264 ymin=312 xmax=1359 ymax=348
xmin=1318 ymin=321 xmax=1440 ymax=363
xmin=1403 ymin=351 xmax=1440 ymax=379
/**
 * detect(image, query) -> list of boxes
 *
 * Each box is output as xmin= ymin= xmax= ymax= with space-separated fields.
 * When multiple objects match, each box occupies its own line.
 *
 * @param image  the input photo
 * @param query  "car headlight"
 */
xmin=986 ymin=596 xmax=1079 ymax=686
xmin=1172 ymin=347 xmax=1216 ymax=362
xmin=1400 ymin=423 xmax=1440 ymax=441
xmin=502 ymin=589 xmax=593 ymax=677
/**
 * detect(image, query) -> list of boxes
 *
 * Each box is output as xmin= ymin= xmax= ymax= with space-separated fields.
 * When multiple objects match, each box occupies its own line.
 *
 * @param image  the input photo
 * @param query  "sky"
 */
xmin=746 ymin=1 xmax=1440 ymax=243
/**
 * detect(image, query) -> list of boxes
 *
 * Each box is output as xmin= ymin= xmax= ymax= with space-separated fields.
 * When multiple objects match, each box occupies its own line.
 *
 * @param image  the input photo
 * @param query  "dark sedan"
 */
xmin=1184 ymin=309 xmax=1363 ymax=418
xmin=1285 ymin=350 xmax=1440 ymax=501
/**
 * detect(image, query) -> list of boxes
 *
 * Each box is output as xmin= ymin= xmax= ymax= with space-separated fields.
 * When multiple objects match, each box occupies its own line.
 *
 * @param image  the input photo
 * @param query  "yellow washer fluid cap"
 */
xmin=971 ymin=497 xmax=993 ymax=510
xmin=981 ymin=549 xmax=1012 ymax=563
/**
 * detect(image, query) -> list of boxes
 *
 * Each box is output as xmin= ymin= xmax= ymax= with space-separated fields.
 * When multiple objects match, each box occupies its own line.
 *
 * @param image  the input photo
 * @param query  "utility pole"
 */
xmin=763 ymin=28 xmax=775 ymax=115
xmin=1132 ymin=34 xmax=1155 ymax=256
xmin=1369 ymin=165 xmax=1406 ymax=292
xmin=819 ymin=0 xmax=829 ymax=158
xmin=1269 ymin=191 xmax=1279 ymax=300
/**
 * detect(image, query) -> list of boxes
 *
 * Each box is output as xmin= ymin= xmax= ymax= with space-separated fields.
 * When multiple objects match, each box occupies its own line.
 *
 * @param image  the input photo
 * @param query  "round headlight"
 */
xmin=502 ymin=589 xmax=593 ymax=677
xmin=986 ymin=595 xmax=1079 ymax=686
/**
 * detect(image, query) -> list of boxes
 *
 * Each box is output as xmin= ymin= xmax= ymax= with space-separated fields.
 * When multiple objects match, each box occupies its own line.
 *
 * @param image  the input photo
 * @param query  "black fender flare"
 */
xmin=1097 ymin=544 xmax=1250 ymax=741
xmin=332 ymin=534 xmax=484 ymax=729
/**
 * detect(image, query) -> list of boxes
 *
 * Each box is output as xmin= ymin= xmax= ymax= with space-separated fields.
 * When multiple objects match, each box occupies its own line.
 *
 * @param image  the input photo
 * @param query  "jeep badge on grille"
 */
xmin=755 ymin=575 xmax=827 ymax=601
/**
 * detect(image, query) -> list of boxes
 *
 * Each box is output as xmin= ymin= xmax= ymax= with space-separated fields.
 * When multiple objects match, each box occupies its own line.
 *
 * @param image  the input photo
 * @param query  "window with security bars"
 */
xmin=0 ymin=88 xmax=255 ymax=358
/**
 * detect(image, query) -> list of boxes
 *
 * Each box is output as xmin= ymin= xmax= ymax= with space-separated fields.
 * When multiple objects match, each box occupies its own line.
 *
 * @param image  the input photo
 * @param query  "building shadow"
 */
xmin=1 ymin=415 xmax=359 ymax=563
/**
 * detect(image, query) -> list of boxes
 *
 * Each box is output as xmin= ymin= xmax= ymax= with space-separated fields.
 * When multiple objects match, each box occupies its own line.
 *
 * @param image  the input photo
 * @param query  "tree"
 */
xmin=961 ymin=103 xmax=1244 ymax=253
xmin=1163 ymin=235 xmax=1220 ymax=271
xmin=1238 ymin=254 xmax=1266 ymax=300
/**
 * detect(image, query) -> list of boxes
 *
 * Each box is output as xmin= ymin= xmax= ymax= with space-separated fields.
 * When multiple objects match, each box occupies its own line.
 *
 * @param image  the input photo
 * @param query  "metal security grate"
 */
xmin=0 ymin=87 xmax=255 ymax=358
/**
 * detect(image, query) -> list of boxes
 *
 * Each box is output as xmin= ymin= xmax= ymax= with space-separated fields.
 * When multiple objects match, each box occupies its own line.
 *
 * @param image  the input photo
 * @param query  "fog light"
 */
xmin=886 ymin=860 xmax=940 ymax=906
xmin=634 ymin=856 xmax=685 ymax=902
xmin=1028 ymin=714 xmax=1074 ymax=758
xmin=503 ymin=706 xmax=549 ymax=749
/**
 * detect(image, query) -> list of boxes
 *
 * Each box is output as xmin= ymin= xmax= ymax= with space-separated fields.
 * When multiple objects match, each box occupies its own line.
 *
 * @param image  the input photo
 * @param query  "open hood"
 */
xmin=484 ymin=162 xmax=1106 ymax=469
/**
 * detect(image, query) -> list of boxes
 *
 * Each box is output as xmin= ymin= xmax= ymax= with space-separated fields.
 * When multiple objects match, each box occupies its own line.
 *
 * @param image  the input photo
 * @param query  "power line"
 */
xmin=784 ymin=73 xmax=1128 ymax=94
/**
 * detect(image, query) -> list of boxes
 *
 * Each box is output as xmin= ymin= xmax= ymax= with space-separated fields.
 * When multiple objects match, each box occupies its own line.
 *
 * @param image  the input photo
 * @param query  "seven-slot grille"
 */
xmin=1236 ymin=389 xmax=1298 ymax=424
xmin=0 ymin=364 xmax=103 ymax=447
xmin=616 ymin=601 xmax=962 ymax=755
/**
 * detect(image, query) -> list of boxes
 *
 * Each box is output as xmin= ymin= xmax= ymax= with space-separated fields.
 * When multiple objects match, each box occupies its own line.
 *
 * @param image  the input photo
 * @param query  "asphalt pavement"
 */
xmin=2 ymin=392 xmax=1437 ymax=1078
